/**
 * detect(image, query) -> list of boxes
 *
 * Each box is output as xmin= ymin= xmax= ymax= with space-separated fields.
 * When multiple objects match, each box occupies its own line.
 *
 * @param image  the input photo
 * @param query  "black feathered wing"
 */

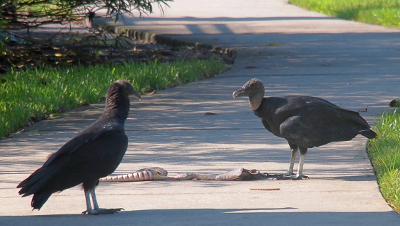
xmin=44 ymin=119 xmax=124 ymax=167
xmin=17 ymin=123 xmax=128 ymax=208
xmin=279 ymin=103 xmax=371 ymax=148
xmin=256 ymin=96 xmax=373 ymax=148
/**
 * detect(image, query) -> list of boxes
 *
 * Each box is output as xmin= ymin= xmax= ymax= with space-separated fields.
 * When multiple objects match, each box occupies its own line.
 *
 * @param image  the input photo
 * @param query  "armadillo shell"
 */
xmin=100 ymin=167 xmax=169 ymax=182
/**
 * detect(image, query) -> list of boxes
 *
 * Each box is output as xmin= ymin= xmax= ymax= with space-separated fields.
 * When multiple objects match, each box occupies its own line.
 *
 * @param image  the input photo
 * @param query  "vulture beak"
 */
xmin=117 ymin=79 xmax=142 ymax=100
xmin=132 ymin=91 xmax=142 ymax=100
xmin=232 ymin=89 xmax=244 ymax=99
xmin=131 ymin=90 xmax=142 ymax=100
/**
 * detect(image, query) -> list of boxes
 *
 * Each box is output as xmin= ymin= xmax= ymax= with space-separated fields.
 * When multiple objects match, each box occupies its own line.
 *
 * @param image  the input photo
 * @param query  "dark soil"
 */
xmin=1 ymin=24 xmax=233 ymax=74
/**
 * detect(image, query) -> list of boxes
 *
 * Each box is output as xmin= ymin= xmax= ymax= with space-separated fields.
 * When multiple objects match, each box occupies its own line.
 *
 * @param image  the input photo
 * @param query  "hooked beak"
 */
xmin=232 ymin=89 xmax=244 ymax=99
xmin=129 ymin=89 xmax=142 ymax=100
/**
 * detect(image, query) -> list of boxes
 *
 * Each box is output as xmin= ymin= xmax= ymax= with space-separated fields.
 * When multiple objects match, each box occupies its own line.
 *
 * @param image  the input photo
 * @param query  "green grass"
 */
xmin=290 ymin=0 xmax=400 ymax=28
xmin=0 ymin=57 xmax=227 ymax=138
xmin=367 ymin=110 xmax=400 ymax=213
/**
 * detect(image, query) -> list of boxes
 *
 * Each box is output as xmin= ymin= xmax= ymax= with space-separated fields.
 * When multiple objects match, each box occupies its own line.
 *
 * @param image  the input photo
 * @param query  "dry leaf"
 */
xmin=245 ymin=66 xmax=258 ymax=69
xmin=267 ymin=42 xmax=280 ymax=46
xmin=249 ymin=188 xmax=280 ymax=191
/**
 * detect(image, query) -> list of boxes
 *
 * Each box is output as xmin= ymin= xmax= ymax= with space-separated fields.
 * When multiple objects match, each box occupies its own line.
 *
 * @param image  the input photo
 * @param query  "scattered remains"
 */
xmin=100 ymin=167 xmax=267 ymax=182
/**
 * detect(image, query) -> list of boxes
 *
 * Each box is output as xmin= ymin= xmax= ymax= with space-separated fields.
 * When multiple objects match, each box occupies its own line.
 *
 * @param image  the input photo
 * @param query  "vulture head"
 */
xmin=107 ymin=80 xmax=142 ymax=100
xmin=104 ymin=80 xmax=142 ymax=121
xmin=232 ymin=78 xmax=265 ymax=110
xmin=105 ymin=80 xmax=142 ymax=109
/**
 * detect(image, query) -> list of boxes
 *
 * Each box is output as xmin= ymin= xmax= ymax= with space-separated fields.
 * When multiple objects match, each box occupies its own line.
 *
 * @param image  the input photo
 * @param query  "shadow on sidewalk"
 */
xmin=1 ymin=208 xmax=399 ymax=226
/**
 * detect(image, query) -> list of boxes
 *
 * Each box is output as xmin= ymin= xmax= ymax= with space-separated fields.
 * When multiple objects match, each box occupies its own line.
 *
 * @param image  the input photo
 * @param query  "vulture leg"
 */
xmin=90 ymin=189 xmax=100 ymax=210
xmin=82 ymin=189 xmax=123 ymax=215
xmin=83 ymin=190 xmax=94 ymax=214
xmin=286 ymin=143 xmax=298 ymax=176
xmin=284 ymin=144 xmax=309 ymax=179
xmin=295 ymin=147 xmax=309 ymax=179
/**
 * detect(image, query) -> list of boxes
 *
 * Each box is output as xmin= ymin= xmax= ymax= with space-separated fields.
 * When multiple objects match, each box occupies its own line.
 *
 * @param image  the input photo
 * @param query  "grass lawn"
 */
xmin=290 ymin=0 xmax=400 ymax=28
xmin=367 ymin=110 xmax=400 ymax=213
xmin=0 ymin=58 xmax=227 ymax=138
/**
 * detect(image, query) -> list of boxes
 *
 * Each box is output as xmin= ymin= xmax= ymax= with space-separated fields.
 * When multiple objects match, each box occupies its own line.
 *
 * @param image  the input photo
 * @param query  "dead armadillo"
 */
xmin=174 ymin=168 xmax=267 ymax=180
xmin=100 ymin=167 xmax=172 ymax=182
xmin=100 ymin=167 xmax=267 ymax=182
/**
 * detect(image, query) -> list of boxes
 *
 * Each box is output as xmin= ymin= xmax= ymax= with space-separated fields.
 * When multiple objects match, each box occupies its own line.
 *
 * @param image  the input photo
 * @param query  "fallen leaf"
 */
xmin=245 ymin=66 xmax=258 ymax=69
xmin=267 ymin=42 xmax=280 ymax=46
xmin=49 ymin=113 xmax=64 ymax=118
xmin=249 ymin=188 xmax=280 ymax=191
xmin=148 ymin=90 xmax=156 ymax=95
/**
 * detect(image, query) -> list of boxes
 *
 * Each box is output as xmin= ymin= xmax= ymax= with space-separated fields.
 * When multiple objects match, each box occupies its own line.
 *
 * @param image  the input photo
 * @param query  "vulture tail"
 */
xmin=360 ymin=129 xmax=377 ymax=139
xmin=17 ymin=165 xmax=60 ymax=209
xmin=31 ymin=190 xmax=52 ymax=210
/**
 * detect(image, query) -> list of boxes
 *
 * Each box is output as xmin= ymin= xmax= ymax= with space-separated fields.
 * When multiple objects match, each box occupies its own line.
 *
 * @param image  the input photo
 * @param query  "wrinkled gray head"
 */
xmin=232 ymin=78 xmax=265 ymax=99
xmin=232 ymin=78 xmax=265 ymax=110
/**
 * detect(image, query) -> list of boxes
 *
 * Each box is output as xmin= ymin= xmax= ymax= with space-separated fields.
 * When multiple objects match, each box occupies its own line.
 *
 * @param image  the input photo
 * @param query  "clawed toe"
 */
xmin=82 ymin=208 xmax=124 ymax=215
xmin=291 ymin=175 xmax=309 ymax=180
xmin=270 ymin=174 xmax=309 ymax=180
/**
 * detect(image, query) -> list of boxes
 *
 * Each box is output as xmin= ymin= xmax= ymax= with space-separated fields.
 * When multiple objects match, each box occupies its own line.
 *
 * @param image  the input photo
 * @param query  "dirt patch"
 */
xmin=1 ymin=23 xmax=234 ymax=74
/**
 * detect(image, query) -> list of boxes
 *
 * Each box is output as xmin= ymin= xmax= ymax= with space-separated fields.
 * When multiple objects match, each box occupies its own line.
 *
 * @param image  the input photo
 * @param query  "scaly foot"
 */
xmin=273 ymin=173 xmax=309 ymax=180
xmin=82 ymin=208 xmax=124 ymax=215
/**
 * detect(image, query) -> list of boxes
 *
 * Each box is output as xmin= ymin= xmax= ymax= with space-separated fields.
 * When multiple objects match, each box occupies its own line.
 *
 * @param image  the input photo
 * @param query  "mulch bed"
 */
xmin=1 ymin=23 xmax=233 ymax=75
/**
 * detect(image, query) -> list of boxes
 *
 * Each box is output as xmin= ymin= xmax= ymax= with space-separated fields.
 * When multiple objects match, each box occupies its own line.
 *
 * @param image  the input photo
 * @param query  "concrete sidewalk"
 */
xmin=1 ymin=0 xmax=400 ymax=225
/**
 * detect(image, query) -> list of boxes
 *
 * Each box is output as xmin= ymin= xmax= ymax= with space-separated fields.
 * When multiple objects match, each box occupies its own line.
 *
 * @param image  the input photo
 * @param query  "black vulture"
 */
xmin=389 ymin=99 xmax=399 ymax=107
xmin=232 ymin=78 xmax=377 ymax=179
xmin=17 ymin=80 xmax=141 ymax=214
